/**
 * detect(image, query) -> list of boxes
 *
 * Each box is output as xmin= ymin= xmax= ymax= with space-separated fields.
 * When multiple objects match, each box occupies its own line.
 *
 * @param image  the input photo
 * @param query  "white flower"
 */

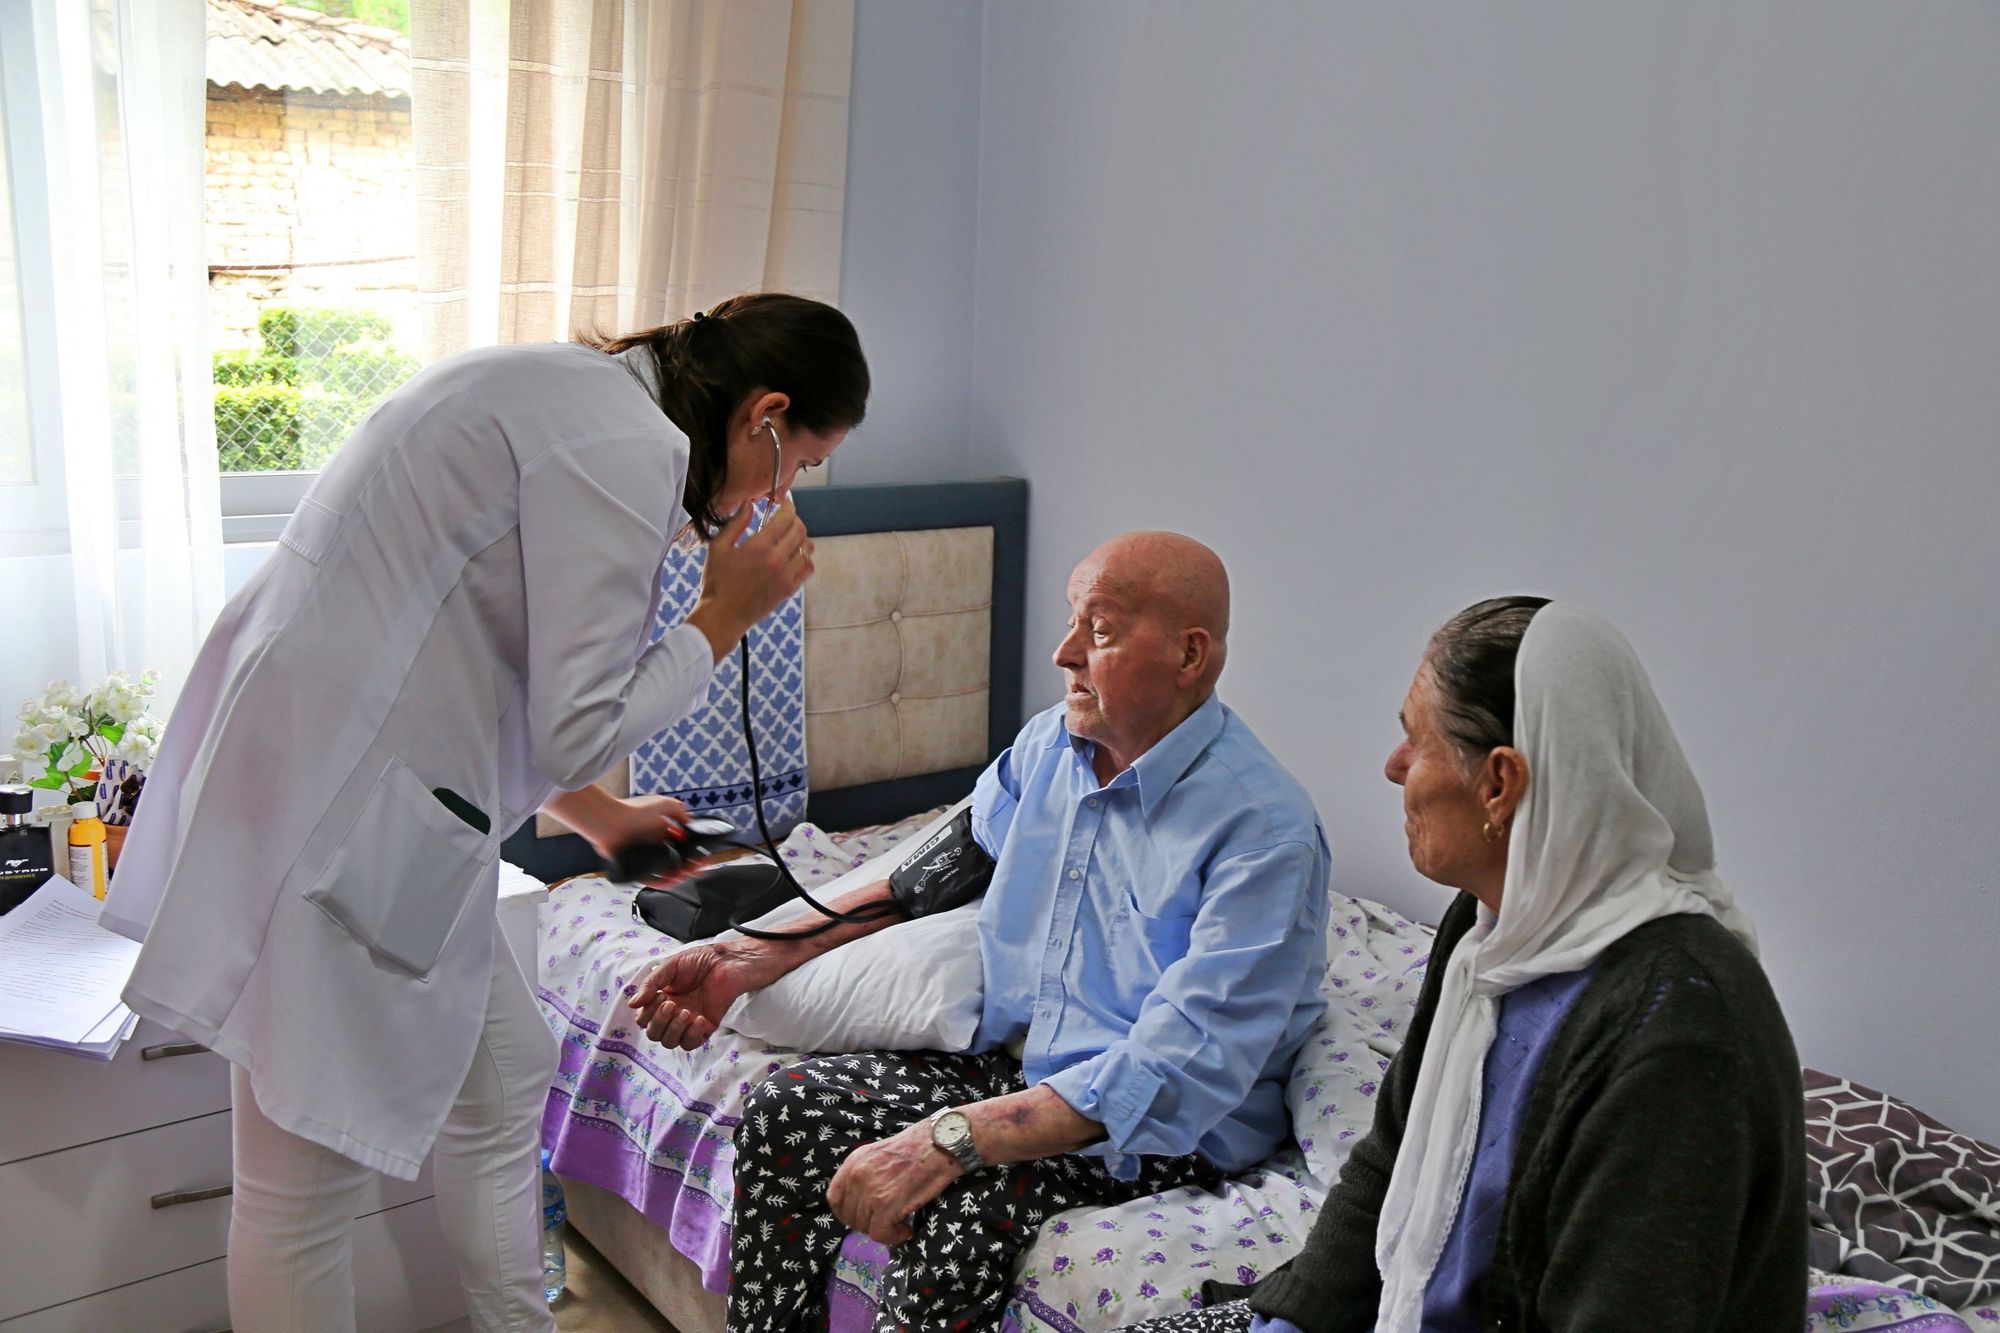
xmin=17 ymin=699 xmax=41 ymax=723
xmin=65 ymin=713 xmax=94 ymax=740
xmin=115 ymin=733 xmax=154 ymax=765
xmin=13 ymin=729 xmax=48 ymax=759
xmin=36 ymin=721 xmax=68 ymax=748
xmin=105 ymin=692 xmax=142 ymax=724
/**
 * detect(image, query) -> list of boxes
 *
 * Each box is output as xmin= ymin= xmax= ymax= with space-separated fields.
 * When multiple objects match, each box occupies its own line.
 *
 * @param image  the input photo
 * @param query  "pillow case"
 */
xmin=722 ymin=798 xmax=985 ymax=1053
xmin=1284 ymin=895 xmax=1433 ymax=1186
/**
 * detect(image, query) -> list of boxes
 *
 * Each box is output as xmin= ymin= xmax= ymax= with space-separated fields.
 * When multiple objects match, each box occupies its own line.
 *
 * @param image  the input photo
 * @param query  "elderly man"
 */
xmin=631 ymin=531 xmax=1331 ymax=1332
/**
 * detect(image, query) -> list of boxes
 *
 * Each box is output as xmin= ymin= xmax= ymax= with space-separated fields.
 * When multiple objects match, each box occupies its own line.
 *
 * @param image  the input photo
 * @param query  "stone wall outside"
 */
xmin=205 ymin=84 xmax=415 ymax=352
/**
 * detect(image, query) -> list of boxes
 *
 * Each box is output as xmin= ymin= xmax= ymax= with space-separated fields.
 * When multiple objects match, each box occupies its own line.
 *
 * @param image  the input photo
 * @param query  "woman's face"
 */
xmin=717 ymin=409 xmax=848 ymax=517
xmin=1385 ymin=663 xmax=1503 ymax=894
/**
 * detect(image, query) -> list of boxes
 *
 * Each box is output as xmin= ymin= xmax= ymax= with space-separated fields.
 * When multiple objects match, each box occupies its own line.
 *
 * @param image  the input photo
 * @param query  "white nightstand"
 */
xmin=0 ymin=871 xmax=549 ymax=1330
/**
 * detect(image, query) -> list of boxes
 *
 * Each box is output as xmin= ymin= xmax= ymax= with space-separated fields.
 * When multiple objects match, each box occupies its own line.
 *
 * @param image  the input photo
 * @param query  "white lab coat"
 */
xmin=101 ymin=342 xmax=715 ymax=1178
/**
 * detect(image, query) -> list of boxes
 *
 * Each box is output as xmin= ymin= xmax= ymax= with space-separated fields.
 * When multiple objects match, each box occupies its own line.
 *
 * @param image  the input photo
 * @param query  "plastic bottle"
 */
xmin=67 ymin=801 xmax=108 ymax=901
xmin=540 ymin=1148 xmax=567 ymax=1303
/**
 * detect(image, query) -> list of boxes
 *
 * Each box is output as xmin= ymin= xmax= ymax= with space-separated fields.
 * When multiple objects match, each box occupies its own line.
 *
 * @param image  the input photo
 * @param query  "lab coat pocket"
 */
xmin=303 ymin=757 xmax=494 ymax=978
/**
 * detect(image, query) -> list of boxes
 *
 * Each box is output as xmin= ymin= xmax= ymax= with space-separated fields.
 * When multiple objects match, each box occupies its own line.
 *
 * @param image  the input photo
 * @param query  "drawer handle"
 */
xmin=151 ymin=1183 xmax=233 ymax=1209
xmin=141 ymin=1041 xmax=210 ymax=1061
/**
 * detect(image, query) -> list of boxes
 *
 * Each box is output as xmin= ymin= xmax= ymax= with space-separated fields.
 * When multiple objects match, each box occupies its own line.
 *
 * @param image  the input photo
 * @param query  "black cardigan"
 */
xmin=1238 ymin=893 xmax=1807 ymax=1332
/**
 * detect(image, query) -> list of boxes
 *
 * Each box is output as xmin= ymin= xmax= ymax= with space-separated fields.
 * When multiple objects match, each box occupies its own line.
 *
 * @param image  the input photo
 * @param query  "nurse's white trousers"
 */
xmin=226 ymin=920 xmax=558 ymax=1333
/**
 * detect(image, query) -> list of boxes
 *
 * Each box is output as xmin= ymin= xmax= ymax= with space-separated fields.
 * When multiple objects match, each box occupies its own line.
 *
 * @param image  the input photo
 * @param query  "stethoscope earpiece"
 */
xmin=763 ymin=416 xmax=782 ymax=498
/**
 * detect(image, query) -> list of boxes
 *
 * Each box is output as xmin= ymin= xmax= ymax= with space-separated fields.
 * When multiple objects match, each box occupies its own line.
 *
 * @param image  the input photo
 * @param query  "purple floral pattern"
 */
xmin=534 ymin=811 xmax=941 ymax=1295
xmin=992 ymin=899 xmax=1435 ymax=1332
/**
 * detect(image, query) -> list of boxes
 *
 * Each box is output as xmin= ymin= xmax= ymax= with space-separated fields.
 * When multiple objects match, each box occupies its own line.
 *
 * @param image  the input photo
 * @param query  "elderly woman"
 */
xmin=1127 ymin=598 xmax=1806 ymax=1333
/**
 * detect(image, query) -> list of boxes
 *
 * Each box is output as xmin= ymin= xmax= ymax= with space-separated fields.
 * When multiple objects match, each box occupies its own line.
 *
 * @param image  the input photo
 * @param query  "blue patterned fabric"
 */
xmin=630 ymin=514 xmax=807 ymax=835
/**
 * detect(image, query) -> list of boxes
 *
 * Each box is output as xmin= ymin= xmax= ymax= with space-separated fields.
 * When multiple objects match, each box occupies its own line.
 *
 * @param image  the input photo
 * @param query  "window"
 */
xmin=0 ymin=1 xmax=60 ymax=541
xmin=206 ymin=0 xmax=421 ymax=537
xmin=0 ymin=58 xmax=32 ymax=488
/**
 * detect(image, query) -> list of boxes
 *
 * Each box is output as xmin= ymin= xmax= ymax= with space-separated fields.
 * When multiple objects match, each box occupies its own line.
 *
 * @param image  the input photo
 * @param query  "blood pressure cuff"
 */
xmin=888 ymin=807 xmax=996 ymax=918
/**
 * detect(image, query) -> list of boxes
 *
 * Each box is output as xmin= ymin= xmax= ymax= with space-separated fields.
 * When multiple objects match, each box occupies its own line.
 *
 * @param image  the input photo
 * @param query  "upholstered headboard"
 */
xmin=500 ymin=478 xmax=1028 ymax=881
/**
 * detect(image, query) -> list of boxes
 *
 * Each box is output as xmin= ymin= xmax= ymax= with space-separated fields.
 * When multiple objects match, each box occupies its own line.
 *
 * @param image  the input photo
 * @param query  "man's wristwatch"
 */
xmin=929 ymin=1108 xmax=984 ymax=1173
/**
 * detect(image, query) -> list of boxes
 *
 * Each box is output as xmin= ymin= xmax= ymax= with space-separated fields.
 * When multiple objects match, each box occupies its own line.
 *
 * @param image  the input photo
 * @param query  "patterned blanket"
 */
xmin=1806 ymin=1070 xmax=2000 ymax=1315
xmin=537 ymin=843 xmax=2000 ymax=1330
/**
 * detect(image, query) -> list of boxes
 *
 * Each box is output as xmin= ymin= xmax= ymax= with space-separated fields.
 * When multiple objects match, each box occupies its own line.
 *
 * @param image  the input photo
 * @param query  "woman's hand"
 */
xmin=627 ymin=937 xmax=785 ymax=1049
xmin=686 ymin=499 xmax=814 ymax=663
xmin=577 ymin=794 xmax=690 ymax=866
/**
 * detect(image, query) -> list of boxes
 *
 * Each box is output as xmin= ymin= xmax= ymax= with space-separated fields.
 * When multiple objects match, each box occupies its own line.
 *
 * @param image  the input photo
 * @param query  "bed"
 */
xmin=502 ymin=479 xmax=2000 ymax=1333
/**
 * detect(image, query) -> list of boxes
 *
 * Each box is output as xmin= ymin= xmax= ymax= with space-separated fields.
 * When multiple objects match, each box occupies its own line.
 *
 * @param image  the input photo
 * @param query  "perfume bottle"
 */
xmin=0 ymin=784 xmax=55 ymax=915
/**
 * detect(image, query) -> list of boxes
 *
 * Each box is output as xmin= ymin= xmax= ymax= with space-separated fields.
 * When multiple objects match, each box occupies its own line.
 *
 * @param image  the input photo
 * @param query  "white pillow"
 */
xmin=721 ymin=798 xmax=986 ymax=1053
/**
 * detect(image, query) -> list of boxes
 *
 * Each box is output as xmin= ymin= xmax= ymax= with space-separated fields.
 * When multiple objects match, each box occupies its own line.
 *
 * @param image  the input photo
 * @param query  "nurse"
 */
xmin=100 ymin=292 xmax=868 ymax=1331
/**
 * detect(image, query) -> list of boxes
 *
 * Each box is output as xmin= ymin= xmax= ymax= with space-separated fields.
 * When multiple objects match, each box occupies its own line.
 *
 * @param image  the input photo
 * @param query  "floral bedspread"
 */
xmin=536 ymin=810 xmax=1436 ymax=1327
xmin=825 ymin=897 xmax=1437 ymax=1332
xmin=535 ymin=814 xmax=937 ymax=1292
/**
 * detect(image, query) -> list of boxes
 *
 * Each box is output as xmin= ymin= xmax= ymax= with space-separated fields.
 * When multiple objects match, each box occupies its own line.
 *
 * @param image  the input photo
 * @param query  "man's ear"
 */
xmin=1177 ymin=628 xmax=1215 ymax=687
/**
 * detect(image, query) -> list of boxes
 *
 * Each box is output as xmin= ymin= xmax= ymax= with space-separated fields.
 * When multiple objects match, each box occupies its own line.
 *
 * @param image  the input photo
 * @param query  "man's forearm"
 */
xmin=742 ymin=878 xmax=904 ymax=981
xmin=958 ymin=1085 xmax=1106 ymax=1166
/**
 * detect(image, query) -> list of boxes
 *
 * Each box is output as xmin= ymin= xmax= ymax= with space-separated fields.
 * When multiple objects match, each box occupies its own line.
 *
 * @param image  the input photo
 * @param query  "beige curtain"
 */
xmin=409 ymin=0 xmax=853 ymax=362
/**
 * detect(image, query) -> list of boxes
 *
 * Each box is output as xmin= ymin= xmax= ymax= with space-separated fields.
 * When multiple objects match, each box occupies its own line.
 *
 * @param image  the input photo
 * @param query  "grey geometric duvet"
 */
xmin=1805 ymin=1069 xmax=2000 ymax=1310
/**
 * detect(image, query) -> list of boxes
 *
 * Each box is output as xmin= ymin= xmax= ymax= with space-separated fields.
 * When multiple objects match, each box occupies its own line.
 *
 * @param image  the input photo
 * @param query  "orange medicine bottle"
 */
xmin=68 ymin=801 xmax=109 ymax=900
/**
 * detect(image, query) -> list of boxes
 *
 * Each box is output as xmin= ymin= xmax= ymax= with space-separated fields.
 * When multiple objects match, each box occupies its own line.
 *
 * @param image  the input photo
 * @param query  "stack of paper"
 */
xmin=0 ymin=876 xmax=143 ymax=1060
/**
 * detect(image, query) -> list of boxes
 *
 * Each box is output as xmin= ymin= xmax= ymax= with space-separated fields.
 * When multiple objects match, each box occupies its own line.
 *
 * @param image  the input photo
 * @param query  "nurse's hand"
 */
xmin=627 ymin=938 xmax=784 ymax=1050
xmin=686 ymin=499 xmax=815 ymax=664
xmin=578 ymin=794 xmax=691 ymax=868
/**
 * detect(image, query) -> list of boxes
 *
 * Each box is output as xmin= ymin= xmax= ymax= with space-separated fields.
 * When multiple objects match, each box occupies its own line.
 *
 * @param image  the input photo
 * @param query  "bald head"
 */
xmin=1083 ymin=531 xmax=1231 ymax=666
xmin=1057 ymin=534 xmax=1233 ymax=777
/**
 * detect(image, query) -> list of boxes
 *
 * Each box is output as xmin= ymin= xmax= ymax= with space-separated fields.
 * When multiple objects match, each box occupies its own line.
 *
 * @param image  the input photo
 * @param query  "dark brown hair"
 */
xmin=588 ymin=293 xmax=868 ymax=533
xmin=1425 ymin=595 xmax=1552 ymax=760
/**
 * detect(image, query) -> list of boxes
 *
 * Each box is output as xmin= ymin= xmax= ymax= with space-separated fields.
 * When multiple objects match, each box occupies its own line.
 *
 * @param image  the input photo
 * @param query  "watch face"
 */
xmin=935 ymin=1110 xmax=971 ymax=1147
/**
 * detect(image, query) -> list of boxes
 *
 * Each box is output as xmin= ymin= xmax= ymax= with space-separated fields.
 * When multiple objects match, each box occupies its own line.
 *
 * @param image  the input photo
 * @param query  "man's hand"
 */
xmin=627 ymin=938 xmax=783 ymax=1049
xmin=827 ymin=1119 xmax=962 ymax=1245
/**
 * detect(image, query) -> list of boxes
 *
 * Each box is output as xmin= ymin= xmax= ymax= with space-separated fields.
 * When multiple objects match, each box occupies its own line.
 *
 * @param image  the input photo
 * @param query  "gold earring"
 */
xmin=1482 ymin=819 xmax=1506 ymax=843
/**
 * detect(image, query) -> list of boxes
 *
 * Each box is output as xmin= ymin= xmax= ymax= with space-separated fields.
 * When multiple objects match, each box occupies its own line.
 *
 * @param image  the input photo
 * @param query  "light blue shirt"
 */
xmin=970 ymin=695 xmax=1331 ymax=1180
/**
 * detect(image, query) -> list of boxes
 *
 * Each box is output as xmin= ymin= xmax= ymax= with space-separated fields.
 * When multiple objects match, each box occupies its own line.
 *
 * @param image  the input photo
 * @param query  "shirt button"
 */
xmin=1087 ymin=798 xmax=1099 ymax=809
xmin=889 ymin=691 xmax=902 ymax=704
xmin=890 ymin=610 xmax=902 ymax=623
xmin=1067 ymin=868 xmax=1081 ymax=881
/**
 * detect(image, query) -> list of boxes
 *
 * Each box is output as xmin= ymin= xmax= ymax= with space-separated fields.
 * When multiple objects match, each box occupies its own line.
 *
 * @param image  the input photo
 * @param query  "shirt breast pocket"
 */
xmin=303 ymin=756 xmax=494 ymax=978
xmin=1120 ymin=887 xmax=1197 ymax=968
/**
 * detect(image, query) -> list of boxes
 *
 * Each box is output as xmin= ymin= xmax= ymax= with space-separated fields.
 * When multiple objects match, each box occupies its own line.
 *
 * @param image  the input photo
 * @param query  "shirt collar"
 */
xmin=1065 ymin=692 xmax=1226 ymax=819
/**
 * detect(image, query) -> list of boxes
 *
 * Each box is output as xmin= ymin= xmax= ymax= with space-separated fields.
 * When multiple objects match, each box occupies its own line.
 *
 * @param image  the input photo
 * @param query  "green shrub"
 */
xmin=212 ymin=349 xmax=296 ymax=388
xmin=258 ymin=307 xmax=393 ymax=359
xmin=297 ymin=385 xmax=374 ymax=470
xmin=315 ymin=338 xmax=420 ymax=398
xmin=214 ymin=382 xmax=303 ymax=472
xmin=220 ymin=307 xmax=415 ymax=472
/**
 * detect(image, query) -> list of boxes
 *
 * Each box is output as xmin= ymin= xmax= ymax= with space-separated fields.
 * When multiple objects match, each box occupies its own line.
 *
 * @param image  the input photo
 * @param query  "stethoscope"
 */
xmin=764 ymin=416 xmax=783 ymax=502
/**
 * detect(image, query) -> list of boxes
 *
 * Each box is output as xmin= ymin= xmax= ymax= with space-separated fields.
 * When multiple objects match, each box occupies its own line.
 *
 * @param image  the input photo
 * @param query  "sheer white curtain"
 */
xmin=0 ymin=0 xmax=222 ymax=717
xmin=409 ymin=0 xmax=854 ymax=359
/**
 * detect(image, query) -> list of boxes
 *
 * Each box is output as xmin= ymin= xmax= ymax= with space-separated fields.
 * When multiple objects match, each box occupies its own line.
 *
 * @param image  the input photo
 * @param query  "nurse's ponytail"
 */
xmin=587 ymin=294 xmax=869 ymax=535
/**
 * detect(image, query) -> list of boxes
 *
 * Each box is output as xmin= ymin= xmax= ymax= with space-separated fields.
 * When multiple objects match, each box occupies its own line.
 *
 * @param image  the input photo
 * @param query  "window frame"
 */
xmin=0 ymin=0 xmax=66 ymax=548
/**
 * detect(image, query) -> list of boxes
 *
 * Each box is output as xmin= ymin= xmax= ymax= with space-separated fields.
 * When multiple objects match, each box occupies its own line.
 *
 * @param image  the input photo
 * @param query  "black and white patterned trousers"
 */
xmin=1116 ymin=1296 xmax=1256 ymax=1331
xmin=726 ymin=1049 xmax=1220 ymax=1333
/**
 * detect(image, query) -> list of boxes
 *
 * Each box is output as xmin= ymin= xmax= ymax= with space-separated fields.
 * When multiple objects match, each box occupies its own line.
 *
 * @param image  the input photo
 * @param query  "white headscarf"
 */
xmin=1373 ymin=602 xmax=1757 ymax=1332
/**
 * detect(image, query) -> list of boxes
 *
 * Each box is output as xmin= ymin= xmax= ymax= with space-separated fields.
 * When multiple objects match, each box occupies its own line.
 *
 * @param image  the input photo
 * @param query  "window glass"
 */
xmin=205 ymin=0 xmax=418 ymax=474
